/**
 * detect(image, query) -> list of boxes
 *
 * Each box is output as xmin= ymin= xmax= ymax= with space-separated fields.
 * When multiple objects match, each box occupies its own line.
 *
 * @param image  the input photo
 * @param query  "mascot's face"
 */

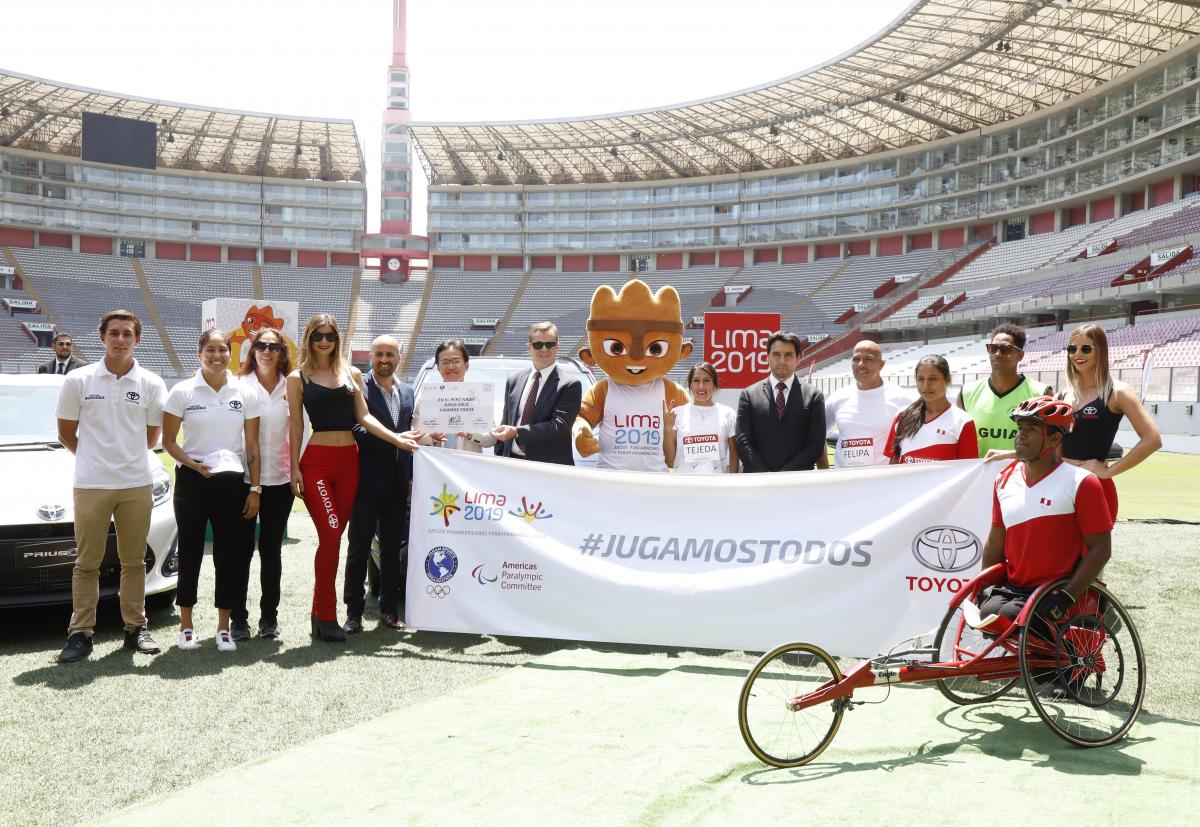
xmin=579 ymin=279 xmax=692 ymax=386
xmin=243 ymin=305 xmax=286 ymax=337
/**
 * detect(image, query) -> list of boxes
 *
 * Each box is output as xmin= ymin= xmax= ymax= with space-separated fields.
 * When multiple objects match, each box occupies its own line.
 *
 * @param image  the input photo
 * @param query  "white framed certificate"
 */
xmin=417 ymin=382 xmax=495 ymax=432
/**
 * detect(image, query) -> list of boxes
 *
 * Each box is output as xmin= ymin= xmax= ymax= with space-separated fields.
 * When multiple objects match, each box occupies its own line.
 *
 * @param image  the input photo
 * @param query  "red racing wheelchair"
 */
xmin=738 ymin=564 xmax=1146 ymax=767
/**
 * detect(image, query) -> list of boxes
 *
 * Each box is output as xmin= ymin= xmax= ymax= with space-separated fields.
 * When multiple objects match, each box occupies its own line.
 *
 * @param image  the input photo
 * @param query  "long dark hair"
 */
xmin=891 ymin=355 xmax=951 ymax=458
xmin=238 ymin=327 xmax=292 ymax=379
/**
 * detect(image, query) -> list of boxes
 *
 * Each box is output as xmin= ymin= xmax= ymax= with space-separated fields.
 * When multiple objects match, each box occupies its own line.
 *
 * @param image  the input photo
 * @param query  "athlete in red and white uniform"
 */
xmin=886 ymin=404 xmax=977 ymax=463
xmin=978 ymin=396 xmax=1113 ymax=623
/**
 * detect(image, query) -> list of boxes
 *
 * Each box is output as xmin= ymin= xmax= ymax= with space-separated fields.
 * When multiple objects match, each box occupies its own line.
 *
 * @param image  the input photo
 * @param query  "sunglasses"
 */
xmin=310 ymin=331 xmax=338 ymax=343
xmin=985 ymin=343 xmax=1021 ymax=355
xmin=253 ymin=341 xmax=285 ymax=353
xmin=530 ymin=341 xmax=558 ymax=350
xmin=1065 ymin=344 xmax=1095 ymax=355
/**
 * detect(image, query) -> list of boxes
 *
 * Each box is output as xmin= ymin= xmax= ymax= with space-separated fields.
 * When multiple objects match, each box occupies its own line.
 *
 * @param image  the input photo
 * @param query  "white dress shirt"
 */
xmin=248 ymin=374 xmax=291 ymax=486
xmin=511 ymin=364 xmax=557 ymax=457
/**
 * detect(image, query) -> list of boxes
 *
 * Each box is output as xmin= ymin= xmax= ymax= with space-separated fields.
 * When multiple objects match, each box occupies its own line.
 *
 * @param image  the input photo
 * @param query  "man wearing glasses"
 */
xmin=492 ymin=322 xmax=582 ymax=465
xmin=958 ymin=323 xmax=1051 ymax=457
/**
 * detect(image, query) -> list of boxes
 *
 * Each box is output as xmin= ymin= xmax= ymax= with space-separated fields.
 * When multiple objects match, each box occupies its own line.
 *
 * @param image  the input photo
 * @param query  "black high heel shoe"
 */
xmin=310 ymin=616 xmax=346 ymax=642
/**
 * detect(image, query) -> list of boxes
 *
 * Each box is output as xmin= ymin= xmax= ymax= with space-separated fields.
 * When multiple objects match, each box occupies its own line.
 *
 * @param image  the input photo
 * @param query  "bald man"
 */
xmin=823 ymin=340 xmax=915 ymax=468
xmin=344 ymin=336 xmax=416 ymax=632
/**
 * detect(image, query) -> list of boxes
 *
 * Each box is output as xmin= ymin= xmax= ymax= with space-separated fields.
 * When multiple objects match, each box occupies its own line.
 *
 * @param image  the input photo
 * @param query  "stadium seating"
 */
xmin=351 ymin=271 xmax=426 ymax=353
xmin=7 ymin=246 xmax=175 ymax=375
xmin=0 ymin=286 xmax=49 ymax=372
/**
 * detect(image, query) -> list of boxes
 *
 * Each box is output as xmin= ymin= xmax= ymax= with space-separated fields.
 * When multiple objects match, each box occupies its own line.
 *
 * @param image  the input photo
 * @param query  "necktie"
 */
xmin=58 ymin=362 xmax=66 ymax=375
xmin=520 ymin=370 xmax=541 ymax=426
xmin=775 ymin=381 xmax=786 ymax=423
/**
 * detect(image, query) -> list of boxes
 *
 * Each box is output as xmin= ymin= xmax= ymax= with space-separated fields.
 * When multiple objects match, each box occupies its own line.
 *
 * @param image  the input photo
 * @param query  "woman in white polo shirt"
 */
xmin=232 ymin=327 xmax=294 ymax=640
xmin=162 ymin=328 xmax=262 ymax=652
xmin=663 ymin=361 xmax=739 ymax=474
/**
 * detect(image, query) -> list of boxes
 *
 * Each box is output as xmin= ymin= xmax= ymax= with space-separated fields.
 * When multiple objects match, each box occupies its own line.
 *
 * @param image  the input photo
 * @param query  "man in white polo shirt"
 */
xmin=55 ymin=310 xmax=167 ymax=663
xmin=823 ymin=340 xmax=914 ymax=468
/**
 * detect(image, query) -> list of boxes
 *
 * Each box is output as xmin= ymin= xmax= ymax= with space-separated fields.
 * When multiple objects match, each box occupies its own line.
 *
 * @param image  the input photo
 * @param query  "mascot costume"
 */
xmin=573 ymin=279 xmax=692 ymax=471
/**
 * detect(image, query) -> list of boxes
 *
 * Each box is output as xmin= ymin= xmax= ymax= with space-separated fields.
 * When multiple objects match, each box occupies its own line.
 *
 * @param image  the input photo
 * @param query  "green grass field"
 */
xmin=3 ymin=450 xmax=1191 ymax=824
xmin=1 ymin=515 xmax=1195 ymax=826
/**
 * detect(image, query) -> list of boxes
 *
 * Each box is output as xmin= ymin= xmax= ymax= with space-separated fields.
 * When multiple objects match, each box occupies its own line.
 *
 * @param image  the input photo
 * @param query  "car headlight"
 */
xmin=152 ymin=466 xmax=172 ymax=506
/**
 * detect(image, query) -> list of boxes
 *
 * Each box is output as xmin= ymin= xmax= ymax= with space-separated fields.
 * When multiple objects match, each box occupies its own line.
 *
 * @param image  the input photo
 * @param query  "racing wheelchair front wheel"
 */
xmin=933 ymin=602 xmax=1019 ymax=706
xmin=1019 ymin=582 xmax=1146 ymax=747
xmin=738 ymin=642 xmax=845 ymax=768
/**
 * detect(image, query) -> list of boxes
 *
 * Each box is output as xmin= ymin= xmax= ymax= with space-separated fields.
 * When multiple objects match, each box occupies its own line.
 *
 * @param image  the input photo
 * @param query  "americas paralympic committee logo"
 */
xmin=471 ymin=564 xmax=498 ymax=585
xmin=911 ymin=526 xmax=981 ymax=573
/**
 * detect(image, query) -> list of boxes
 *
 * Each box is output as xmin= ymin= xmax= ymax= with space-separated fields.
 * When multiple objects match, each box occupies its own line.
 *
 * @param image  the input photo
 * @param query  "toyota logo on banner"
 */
xmin=911 ymin=526 xmax=981 ymax=572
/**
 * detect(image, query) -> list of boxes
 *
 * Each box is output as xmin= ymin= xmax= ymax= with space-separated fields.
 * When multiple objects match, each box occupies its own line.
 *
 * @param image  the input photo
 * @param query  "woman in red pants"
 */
xmin=287 ymin=314 xmax=419 ymax=642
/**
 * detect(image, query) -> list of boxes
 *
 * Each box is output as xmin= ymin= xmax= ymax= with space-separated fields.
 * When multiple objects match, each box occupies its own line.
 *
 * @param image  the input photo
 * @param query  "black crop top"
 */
xmin=1061 ymin=396 xmax=1124 ymax=462
xmin=302 ymin=376 xmax=357 ymax=432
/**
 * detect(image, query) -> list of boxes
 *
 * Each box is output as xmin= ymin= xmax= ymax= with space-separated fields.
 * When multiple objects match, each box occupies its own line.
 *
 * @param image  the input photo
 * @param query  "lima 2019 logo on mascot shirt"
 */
xmin=572 ymin=279 xmax=693 ymax=473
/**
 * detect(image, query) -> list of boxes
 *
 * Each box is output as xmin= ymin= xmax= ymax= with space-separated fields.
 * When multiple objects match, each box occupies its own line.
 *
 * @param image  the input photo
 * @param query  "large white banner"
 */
xmin=407 ymin=452 xmax=999 ymax=656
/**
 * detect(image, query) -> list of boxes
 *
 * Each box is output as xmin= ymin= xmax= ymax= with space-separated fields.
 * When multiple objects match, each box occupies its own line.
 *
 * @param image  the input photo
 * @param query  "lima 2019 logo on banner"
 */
xmin=911 ymin=526 xmax=981 ymax=573
xmin=429 ymin=483 xmax=554 ymax=527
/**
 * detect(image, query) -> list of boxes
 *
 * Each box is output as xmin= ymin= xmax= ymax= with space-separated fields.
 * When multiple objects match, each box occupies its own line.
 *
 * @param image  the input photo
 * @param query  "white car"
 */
xmin=0 ymin=373 xmax=177 ymax=607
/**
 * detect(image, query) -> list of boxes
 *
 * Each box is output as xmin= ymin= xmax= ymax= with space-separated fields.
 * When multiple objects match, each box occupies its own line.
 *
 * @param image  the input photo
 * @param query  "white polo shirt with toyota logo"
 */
xmin=163 ymin=371 xmax=262 ymax=469
xmin=55 ymin=358 xmax=168 ymax=489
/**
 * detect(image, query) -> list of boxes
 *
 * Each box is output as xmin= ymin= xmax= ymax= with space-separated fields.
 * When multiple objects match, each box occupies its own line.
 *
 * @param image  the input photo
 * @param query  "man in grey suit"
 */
xmin=736 ymin=332 xmax=825 ymax=473
xmin=492 ymin=322 xmax=582 ymax=465
xmin=37 ymin=332 xmax=88 ymax=375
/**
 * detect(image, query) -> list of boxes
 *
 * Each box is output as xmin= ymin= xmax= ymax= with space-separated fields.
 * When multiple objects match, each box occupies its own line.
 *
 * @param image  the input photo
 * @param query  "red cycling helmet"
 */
xmin=1010 ymin=395 xmax=1075 ymax=432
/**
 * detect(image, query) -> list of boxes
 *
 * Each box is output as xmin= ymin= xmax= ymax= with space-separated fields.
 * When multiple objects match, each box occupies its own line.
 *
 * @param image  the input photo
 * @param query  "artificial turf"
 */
xmin=0 ymin=519 xmax=1195 ymax=826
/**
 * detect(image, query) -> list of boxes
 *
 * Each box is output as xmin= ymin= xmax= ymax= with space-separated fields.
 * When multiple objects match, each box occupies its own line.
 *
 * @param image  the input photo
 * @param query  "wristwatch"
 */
xmin=249 ymin=485 xmax=263 ymax=494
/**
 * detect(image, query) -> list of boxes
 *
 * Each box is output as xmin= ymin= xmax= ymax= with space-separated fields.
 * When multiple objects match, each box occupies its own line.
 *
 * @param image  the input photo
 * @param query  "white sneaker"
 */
xmin=178 ymin=628 xmax=199 ymax=651
xmin=215 ymin=629 xmax=236 ymax=652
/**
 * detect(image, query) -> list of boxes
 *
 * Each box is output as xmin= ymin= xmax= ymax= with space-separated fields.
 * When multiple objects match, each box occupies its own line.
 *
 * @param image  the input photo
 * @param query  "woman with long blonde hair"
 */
xmin=287 ymin=314 xmax=419 ymax=642
xmin=1059 ymin=323 xmax=1161 ymax=518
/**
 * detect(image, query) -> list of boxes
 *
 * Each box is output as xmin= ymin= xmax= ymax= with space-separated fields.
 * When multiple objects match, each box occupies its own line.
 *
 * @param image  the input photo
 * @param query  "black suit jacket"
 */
xmin=37 ymin=355 xmax=87 ymax=375
xmin=494 ymin=365 xmax=582 ymax=465
xmin=353 ymin=372 xmax=416 ymax=495
xmin=736 ymin=376 xmax=826 ymax=472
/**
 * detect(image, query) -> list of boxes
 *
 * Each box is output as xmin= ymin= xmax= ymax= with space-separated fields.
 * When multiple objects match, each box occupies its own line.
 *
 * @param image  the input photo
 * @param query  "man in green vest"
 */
xmin=958 ymin=323 xmax=1051 ymax=457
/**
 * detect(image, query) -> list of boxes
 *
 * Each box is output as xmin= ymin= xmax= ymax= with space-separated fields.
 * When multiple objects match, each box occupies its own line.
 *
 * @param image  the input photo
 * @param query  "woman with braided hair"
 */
xmin=886 ymin=355 xmax=978 ymax=464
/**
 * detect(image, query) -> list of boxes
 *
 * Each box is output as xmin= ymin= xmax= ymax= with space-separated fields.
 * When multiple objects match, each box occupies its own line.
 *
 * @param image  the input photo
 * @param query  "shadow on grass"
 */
xmin=738 ymin=698 xmax=1155 ymax=784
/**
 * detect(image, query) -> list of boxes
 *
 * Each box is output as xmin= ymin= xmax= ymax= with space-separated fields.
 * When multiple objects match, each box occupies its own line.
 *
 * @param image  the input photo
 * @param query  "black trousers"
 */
xmin=232 ymin=483 xmax=294 ymax=624
xmin=344 ymin=484 xmax=409 ymax=617
xmin=173 ymin=467 xmax=251 ymax=610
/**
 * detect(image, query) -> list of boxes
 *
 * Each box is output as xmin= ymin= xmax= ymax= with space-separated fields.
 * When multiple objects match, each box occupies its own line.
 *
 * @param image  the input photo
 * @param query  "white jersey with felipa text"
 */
xmin=824 ymin=382 xmax=915 ymax=468
xmin=597 ymin=380 xmax=667 ymax=472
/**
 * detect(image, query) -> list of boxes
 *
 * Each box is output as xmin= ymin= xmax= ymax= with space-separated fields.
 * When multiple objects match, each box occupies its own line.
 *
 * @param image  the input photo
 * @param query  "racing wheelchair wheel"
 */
xmin=1019 ymin=582 xmax=1146 ymax=747
xmin=933 ymin=603 xmax=1018 ymax=705
xmin=738 ymin=642 xmax=845 ymax=768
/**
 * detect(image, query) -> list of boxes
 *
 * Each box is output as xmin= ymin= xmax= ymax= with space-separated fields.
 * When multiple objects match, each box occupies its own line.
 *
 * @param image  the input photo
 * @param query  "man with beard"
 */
xmin=343 ymin=335 xmax=416 ymax=632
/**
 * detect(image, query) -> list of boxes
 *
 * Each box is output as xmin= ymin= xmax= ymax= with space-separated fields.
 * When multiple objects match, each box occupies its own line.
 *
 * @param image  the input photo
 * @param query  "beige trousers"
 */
xmin=68 ymin=486 xmax=153 ymax=636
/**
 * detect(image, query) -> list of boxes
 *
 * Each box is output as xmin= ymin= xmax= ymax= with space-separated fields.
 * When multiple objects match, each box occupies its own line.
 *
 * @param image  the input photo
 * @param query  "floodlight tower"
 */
xmin=362 ymin=0 xmax=426 ymax=282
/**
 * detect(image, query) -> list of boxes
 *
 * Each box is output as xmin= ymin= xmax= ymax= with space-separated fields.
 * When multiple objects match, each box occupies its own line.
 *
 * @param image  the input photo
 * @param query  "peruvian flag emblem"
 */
xmin=1039 ymin=497 xmax=1052 ymax=507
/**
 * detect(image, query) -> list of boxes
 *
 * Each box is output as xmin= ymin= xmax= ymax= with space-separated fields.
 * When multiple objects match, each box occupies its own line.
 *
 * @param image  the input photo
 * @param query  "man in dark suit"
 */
xmin=37 ymin=332 xmax=88 ymax=375
xmin=343 ymin=335 xmax=417 ymax=632
xmin=736 ymin=331 xmax=826 ymax=473
xmin=492 ymin=322 xmax=582 ymax=465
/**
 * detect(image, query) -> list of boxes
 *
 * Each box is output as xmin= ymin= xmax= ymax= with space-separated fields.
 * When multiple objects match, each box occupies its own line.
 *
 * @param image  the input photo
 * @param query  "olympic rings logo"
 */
xmin=426 ymin=584 xmax=451 ymax=599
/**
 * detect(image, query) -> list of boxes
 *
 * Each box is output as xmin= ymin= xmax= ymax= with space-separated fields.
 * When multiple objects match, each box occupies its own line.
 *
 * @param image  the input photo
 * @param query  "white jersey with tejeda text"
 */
xmin=163 ymin=371 xmax=262 ymax=468
xmin=55 ymin=359 xmax=167 ymax=489
xmin=824 ymin=381 xmax=915 ymax=468
xmin=598 ymin=380 xmax=668 ymax=472
xmin=672 ymin=402 xmax=736 ymax=474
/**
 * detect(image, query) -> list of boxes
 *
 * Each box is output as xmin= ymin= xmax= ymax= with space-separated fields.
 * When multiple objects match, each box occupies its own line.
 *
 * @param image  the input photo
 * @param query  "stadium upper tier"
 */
xmin=410 ymin=0 xmax=1200 ymax=186
xmin=0 ymin=69 xmax=363 ymax=182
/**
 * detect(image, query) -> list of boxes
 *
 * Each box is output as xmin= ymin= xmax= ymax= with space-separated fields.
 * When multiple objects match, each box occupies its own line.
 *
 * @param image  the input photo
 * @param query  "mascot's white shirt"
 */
xmin=598 ymin=379 xmax=668 ymax=472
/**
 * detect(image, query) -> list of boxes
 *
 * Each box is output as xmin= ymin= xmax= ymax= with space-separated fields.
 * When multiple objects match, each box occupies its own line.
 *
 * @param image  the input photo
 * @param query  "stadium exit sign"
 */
xmin=703 ymin=312 xmax=781 ymax=390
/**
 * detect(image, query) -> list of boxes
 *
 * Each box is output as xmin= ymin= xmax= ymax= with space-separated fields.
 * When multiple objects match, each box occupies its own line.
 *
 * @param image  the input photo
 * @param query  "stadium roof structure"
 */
xmin=0 ymin=69 xmax=364 ymax=182
xmin=410 ymin=0 xmax=1200 ymax=187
